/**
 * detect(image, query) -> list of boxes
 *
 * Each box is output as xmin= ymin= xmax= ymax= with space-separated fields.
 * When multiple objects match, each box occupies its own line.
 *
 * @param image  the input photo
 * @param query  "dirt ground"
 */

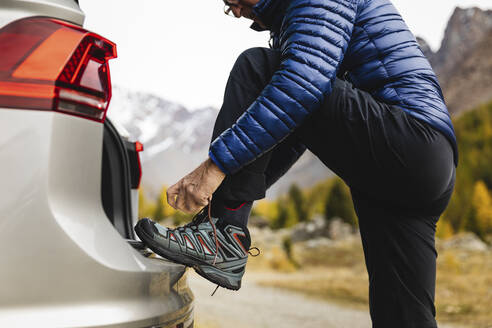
xmin=190 ymin=271 xmax=462 ymax=328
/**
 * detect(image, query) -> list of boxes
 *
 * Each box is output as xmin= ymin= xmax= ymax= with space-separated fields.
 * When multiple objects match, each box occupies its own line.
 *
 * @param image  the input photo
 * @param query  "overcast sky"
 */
xmin=81 ymin=0 xmax=492 ymax=110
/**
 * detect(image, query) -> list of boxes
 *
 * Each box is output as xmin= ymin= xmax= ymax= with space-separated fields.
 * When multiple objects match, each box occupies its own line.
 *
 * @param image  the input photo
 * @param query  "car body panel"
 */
xmin=0 ymin=109 xmax=193 ymax=327
xmin=0 ymin=1 xmax=194 ymax=326
xmin=0 ymin=0 xmax=84 ymax=29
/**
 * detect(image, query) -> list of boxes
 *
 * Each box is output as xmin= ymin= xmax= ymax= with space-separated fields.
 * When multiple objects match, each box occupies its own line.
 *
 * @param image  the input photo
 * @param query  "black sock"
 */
xmin=224 ymin=199 xmax=250 ymax=210
xmin=211 ymin=199 xmax=252 ymax=228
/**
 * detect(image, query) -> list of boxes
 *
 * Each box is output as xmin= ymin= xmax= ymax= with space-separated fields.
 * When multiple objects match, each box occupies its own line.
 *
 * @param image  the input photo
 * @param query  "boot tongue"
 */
xmin=185 ymin=206 xmax=209 ymax=228
xmin=198 ymin=217 xmax=219 ymax=228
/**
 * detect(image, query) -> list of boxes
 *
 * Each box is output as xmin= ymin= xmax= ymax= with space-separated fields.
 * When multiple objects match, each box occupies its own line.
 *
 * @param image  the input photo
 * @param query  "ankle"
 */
xmin=224 ymin=200 xmax=250 ymax=211
xmin=211 ymin=198 xmax=252 ymax=214
xmin=212 ymin=199 xmax=252 ymax=228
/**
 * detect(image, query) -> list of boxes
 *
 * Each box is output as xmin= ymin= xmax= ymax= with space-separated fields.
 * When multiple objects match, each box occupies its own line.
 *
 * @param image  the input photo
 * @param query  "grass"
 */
xmin=435 ymin=249 xmax=492 ymax=327
xmin=253 ymin=238 xmax=492 ymax=328
xmin=257 ymin=268 xmax=369 ymax=308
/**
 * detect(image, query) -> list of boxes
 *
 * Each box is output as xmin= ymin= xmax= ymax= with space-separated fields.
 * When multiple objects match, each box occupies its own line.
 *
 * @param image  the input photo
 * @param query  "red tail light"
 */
xmin=135 ymin=141 xmax=144 ymax=188
xmin=135 ymin=141 xmax=144 ymax=153
xmin=0 ymin=17 xmax=116 ymax=122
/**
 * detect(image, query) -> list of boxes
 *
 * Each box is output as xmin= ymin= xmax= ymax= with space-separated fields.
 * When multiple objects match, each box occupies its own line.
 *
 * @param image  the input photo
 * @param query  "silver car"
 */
xmin=0 ymin=0 xmax=194 ymax=327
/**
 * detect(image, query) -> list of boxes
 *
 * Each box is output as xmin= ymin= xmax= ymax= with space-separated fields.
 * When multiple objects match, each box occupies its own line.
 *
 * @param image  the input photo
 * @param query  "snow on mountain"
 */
xmin=108 ymin=86 xmax=216 ymax=161
xmin=108 ymin=86 xmax=332 ymax=199
xmin=107 ymin=86 xmax=217 ymax=195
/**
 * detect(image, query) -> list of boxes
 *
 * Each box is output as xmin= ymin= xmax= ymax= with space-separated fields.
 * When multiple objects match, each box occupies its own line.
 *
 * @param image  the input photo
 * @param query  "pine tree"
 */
xmin=273 ymin=198 xmax=289 ymax=229
xmin=449 ymin=102 xmax=492 ymax=233
xmin=472 ymin=181 xmax=492 ymax=237
xmin=324 ymin=178 xmax=357 ymax=226
xmin=288 ymin=184 xmax=309 ymax=222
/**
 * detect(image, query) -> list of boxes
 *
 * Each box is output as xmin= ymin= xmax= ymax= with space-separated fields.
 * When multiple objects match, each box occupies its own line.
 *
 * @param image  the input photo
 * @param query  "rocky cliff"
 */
xmin=418 ymin=7 xmax=492 ymax=114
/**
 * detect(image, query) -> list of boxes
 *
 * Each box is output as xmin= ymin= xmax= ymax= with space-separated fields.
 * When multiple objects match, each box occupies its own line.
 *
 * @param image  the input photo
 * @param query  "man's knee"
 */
xmin=234 ymin=47 xmax=276 ymax=67
xmin=231 ymin=47 xmax=280 ymax=87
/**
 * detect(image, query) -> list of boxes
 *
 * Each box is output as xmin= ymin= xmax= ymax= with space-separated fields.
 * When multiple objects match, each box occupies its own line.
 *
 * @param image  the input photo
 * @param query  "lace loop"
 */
xmin=177 ymin=207 xmax=208 ymax=232
xmin=248 ymin=246 xmax=261 ymax=257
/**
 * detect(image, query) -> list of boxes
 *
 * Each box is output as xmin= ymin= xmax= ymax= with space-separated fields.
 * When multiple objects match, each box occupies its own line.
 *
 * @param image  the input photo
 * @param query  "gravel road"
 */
xmin=189 ymin=272 xmax=461 ymax=328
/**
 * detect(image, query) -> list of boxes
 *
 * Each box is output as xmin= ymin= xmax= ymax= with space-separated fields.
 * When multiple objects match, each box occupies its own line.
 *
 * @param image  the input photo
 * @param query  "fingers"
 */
xmin=166 ymin=183 xmax=179 ymax=209
xmin=167 ymin=180 xmax=207 ymax=214
xmin=176 ymin=182 xmax=189 ymax=212
xmin=166 ymin=160 xmax=221 ymax=214
xmin=182 ymin=184 xmax=208 ymax=213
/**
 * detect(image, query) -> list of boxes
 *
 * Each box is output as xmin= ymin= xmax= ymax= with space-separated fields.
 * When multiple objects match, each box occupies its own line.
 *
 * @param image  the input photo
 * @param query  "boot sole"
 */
xmin=135 ymin=221 xmax=242 ymax=291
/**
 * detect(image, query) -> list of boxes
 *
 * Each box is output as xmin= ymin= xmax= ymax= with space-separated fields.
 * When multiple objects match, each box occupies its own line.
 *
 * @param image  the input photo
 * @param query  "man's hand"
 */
xmin=167 ymin=158 xmax=226 ymax=213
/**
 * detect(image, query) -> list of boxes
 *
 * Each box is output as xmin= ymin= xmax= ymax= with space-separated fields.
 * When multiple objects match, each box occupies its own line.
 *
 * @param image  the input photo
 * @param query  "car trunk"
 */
xmin=101 ymin=118 xmax=137 ymax=239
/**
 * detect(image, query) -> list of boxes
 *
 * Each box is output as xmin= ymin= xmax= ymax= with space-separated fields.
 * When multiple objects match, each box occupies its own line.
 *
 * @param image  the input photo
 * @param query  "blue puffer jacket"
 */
xmin=209 ymin=0 xmax=458 ymax=175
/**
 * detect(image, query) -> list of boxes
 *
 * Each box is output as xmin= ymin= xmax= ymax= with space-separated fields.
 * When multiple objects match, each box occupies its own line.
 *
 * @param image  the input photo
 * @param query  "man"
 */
xmin=135 ymin=0 xmax=457 ymax=326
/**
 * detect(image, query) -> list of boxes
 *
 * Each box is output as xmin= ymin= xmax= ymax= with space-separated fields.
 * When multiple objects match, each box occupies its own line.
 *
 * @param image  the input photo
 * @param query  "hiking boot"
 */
xmin=135 ymin=205 xmax=252 ymax=290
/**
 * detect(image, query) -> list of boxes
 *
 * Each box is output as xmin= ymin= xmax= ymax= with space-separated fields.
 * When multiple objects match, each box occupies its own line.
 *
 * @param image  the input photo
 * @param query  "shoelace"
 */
xmin=207 ymin=197 xmax=221 ymax=297
xmin=248 ymin=247 xmax=261 ymax=257
xmin=192 ymin=198 xmax=262 ymax=296
xmin=207 ymin=197 xmax=220 ymax=266
xmin=206 ymin=198 xmax=261 ymax=265
xmin=181 ymin=198 xmax=259 ymax=266
xmin=182 ymin=207 xmax=207 ymax=229
xmin=175 ymin=199 xmax=220 ymax=265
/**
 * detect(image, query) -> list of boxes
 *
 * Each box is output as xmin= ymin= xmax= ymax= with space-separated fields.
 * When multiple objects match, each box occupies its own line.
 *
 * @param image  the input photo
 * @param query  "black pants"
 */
xmin=212 ymin=47 xmax=456 ymax=328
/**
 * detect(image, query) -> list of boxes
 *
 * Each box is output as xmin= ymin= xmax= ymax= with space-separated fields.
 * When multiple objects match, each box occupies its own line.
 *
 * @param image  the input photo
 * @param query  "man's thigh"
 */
xmin=296 ymin=78 xmax=396 ymax=187
xmin=296 ymin=78 xmax=454 ymax=208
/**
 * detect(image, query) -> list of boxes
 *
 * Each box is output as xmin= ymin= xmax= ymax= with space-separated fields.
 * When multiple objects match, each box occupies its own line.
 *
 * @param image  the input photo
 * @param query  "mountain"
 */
xmin=107 ymin=87 xmax=215 ymax=195
xmin=439 ymin=31 xmax=492 ymax=116
xmin=415 ymin=37 xmax=435 ymax=64
xmin=417 ymin=7 xmax=492 ymax=115
xmin=108 ymin=87 xmax=332 ymax=199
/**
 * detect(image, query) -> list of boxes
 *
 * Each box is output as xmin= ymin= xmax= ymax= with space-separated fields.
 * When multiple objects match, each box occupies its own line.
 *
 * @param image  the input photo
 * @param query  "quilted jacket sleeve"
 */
xmin=209 ymin=0 xmax=359 ymax=174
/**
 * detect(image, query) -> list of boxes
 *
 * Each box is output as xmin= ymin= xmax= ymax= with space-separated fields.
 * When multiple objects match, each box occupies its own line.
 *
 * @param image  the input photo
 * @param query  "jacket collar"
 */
xmin=250 ymin=0 xmax=291 ymax=33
